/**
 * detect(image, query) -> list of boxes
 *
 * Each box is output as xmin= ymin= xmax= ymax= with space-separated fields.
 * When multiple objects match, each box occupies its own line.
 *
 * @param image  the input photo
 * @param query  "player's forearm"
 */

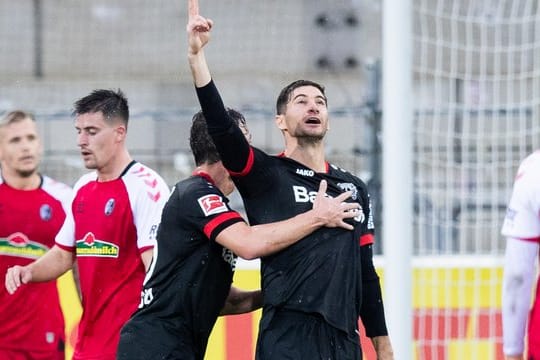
xmin=502 ymin=238 xmax=535 ymax=356
xmin=220 ymin=287 xmax=262 ymax=315
xmin=241 ymin=210 xmax=326 ymax=259
xmin=188 ymin=49 xmax=211 ymax=88
xmin=371 ymin=336 xmax=394 ymax=360
xmin=27 ymin=245 xmax=74 ymax=282
xmin=360 ymin=245 xmax=389 ymax=338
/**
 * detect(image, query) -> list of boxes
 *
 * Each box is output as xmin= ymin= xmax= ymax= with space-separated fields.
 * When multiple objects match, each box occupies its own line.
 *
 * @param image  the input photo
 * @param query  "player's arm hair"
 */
xmin=215 ymin=210 xmax=330 ymax=260
xmin=220 ymin=286 xmax=262 ymax=315
xmin=359 ymin=244 xmax=389 ymax=337
xmin=27 ymin=245 xmax=75 ymax=282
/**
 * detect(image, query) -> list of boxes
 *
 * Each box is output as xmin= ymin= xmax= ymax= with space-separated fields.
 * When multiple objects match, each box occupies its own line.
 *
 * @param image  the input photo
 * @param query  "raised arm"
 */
xmin=187 ymin=0 xmax=253 ymax=173
xmin=215 ymin=180 xmax=359 ymax=260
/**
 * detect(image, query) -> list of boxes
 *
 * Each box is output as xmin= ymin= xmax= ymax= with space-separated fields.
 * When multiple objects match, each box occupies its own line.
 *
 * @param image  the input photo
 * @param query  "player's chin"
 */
xmin=17 ymin=166 xmax=38 ymax=178
xmin=82 ymin=159 xmax=97 ymax=170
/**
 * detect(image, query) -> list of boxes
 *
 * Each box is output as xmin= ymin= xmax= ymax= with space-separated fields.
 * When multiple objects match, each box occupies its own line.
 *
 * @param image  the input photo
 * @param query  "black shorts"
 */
xmin=256 ymin=309 xmax=361 ymax=360
xmin=117 ymin=321 xmax=201 ymax=360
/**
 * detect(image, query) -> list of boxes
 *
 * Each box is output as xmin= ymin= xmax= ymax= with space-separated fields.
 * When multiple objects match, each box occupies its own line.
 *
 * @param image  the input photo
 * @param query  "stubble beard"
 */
xmin=16 ymin=167 xmax=38 ymax=178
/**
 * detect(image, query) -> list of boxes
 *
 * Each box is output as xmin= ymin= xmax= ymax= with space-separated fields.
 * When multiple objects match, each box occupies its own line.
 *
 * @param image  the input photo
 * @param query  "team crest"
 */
xmin=197 ymin=194 xmax=228 ymax=216
xmin=104 ymin=198 xmax=115 ymax=216
xmin=40 ymin=204 xmax=52 ymax=221
xmin=337 ymin=182 xmax=358 ymax=200
xmin=45 ymin=332 xmax=55 ymax=344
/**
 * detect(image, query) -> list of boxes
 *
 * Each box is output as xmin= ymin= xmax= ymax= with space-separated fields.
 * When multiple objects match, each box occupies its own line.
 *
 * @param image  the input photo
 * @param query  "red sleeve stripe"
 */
xmin=359 ymin=234 xmax=374 ymax=246
xmin=203 ymin=212 xmax=244 ymax=238
xmin=516 ymin=236 xmax=540 ymax=243
xmin=228 ymin=147 xmax=255 ymax=177
xmin=55 ymin=242 xmax=76 ymax=253
xmin=139 ymin=245 xmax=154 ymax=254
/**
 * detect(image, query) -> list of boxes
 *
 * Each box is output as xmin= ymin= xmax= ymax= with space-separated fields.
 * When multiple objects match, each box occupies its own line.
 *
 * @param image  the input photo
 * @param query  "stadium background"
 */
xmin=3 ymin=0 xmax=539 ymax=359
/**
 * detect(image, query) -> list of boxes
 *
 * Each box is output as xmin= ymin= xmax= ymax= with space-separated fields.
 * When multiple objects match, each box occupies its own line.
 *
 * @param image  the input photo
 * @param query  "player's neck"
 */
xmin=195 ymin=162 xmax=232 ymax=195
xmin=1 ymin=170 xmax=41 ymax=190
xmin=284 ymin=143 xmax=327 ymax=173
xmin=96 ymin=149 xmax=133 ymax=182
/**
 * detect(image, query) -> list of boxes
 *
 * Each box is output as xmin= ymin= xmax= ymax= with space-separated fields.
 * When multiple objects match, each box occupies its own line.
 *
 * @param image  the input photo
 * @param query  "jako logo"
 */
xmin=296 ymin=168 xmax=315 ymax=177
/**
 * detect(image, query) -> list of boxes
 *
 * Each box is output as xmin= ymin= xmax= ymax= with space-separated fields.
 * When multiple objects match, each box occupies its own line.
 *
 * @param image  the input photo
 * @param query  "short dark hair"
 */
xmin=190 ymin=108 xmax=246 ymax=166
xmin=72 ymin=89 xmax=129 ymax=127
xmin=276 ymin=80 xmax=326 ymax=115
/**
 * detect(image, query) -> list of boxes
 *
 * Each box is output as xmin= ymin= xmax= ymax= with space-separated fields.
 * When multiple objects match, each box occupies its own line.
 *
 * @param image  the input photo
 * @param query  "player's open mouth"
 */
xmin=305 ymin=117 xmax=321 ymax=124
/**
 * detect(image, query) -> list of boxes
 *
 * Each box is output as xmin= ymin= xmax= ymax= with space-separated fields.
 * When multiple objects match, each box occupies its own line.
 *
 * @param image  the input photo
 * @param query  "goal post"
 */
xmin=382 ymin=1 xmax=413 ymax=359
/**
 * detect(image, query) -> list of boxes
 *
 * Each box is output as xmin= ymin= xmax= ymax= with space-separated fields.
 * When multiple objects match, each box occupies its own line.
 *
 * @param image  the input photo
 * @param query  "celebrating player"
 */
xmin=187 ymin=1 xmax=394 ymax=359
xmin=5 ymin=90 xmax=170 ymax=360
xmin=0 ymin=110 xmax=72 ymax=360
xmin=117 ymin=108 xmax=359 ymax=359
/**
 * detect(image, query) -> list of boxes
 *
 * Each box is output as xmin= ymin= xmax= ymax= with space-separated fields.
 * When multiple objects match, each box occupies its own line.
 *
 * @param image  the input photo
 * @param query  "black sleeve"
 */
xmin=360 ymin=244 xmax=389 ymax=337
xmin=195 ymin=80 xmax=251 ymax=173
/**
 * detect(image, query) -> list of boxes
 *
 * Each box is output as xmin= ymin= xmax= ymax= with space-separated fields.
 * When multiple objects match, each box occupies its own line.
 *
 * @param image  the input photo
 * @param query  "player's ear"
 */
xmin=114 ymin=124 xmax=127 ymax=142
xmin=275 ymin=114 xmax=287 ymax=131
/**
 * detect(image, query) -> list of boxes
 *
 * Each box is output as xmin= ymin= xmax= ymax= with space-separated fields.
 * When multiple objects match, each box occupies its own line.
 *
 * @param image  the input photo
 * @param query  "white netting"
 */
xmin=412 ymin=0 xmax=540 ymax=358
xmin=0 ymin=0 xmax=380 ymax=188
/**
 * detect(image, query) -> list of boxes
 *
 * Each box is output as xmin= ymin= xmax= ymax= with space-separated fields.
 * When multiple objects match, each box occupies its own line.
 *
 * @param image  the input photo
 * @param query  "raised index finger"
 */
xmin=188 ymin=0 xmax=199 ymax=19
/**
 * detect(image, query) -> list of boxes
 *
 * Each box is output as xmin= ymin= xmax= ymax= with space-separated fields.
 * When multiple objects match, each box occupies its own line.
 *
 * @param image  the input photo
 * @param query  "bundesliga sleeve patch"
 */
xmin=197 ymin=194 xmax=228 ymax=216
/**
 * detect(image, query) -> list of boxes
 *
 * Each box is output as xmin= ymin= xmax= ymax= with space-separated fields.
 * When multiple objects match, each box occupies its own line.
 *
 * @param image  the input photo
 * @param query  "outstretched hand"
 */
xmin=312 ymin=180 xmax=360 ymax=230
xmin=187 ymin=0 xmax=213 ymax=56
xmin=5 ymin=265 xmax=32 ymax=295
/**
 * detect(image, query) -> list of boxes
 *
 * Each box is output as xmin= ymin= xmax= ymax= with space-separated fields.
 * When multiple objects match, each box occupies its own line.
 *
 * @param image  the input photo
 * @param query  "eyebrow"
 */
xmin=292 ymin=93 xmax=326 ymax=101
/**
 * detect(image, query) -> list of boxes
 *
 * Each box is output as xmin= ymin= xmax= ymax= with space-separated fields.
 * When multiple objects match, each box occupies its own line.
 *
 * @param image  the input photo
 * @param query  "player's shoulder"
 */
xmin=73 ymin=171 xmax=98 ymax=191
xmin=515 ymin=151 xmax=540 ymax=184
xmin=327 ymin=163 xmax=366 ymax=185
xmin=124 ymin=162 xmax=165 ymax=180
xmin=175 ymin=175 xmax=220 ymax=200
xmin=122 ymin=162 xmax=169 ymax=189
xmin=41 ymin=175 xmax=72 ymax=200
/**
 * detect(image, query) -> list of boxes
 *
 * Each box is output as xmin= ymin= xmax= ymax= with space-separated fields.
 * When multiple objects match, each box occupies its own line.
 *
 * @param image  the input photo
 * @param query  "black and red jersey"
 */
xmin=197 ymin=81 xmax=382 ymax=338
xmin=118 ymin=173 xmax=244 ymax=360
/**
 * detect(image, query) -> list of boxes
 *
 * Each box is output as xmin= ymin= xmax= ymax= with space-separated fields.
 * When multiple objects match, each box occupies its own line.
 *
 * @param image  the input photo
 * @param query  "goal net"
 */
xmin=412 ymin=0 xmax=540 ymax=358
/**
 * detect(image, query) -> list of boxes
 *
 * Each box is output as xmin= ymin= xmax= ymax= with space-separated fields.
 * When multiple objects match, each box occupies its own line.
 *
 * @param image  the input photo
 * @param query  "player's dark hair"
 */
xmin=190 ymin=108 xmax=246 ymax=166
xmin=276 ymin=80 xmax=327 ymax=115
xmin=0 ymin=110 xmax=35 ymax=128
xmin=72 ymin=89 xmax=129 ymax=127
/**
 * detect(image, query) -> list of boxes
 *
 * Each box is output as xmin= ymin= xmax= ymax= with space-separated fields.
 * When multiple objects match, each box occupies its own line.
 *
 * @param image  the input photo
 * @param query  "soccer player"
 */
xmin=187 ymin=2 xmax=394 ymax=359
xmin=117 ymin=109 xmax=359 ymax=360
xmin=0 ymin=110 xmax=72 ymax=360
xmin=5 ymin=90 xmax=170 ymax=360
xmin=501 ymin=151 xmax=540 ymax=360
